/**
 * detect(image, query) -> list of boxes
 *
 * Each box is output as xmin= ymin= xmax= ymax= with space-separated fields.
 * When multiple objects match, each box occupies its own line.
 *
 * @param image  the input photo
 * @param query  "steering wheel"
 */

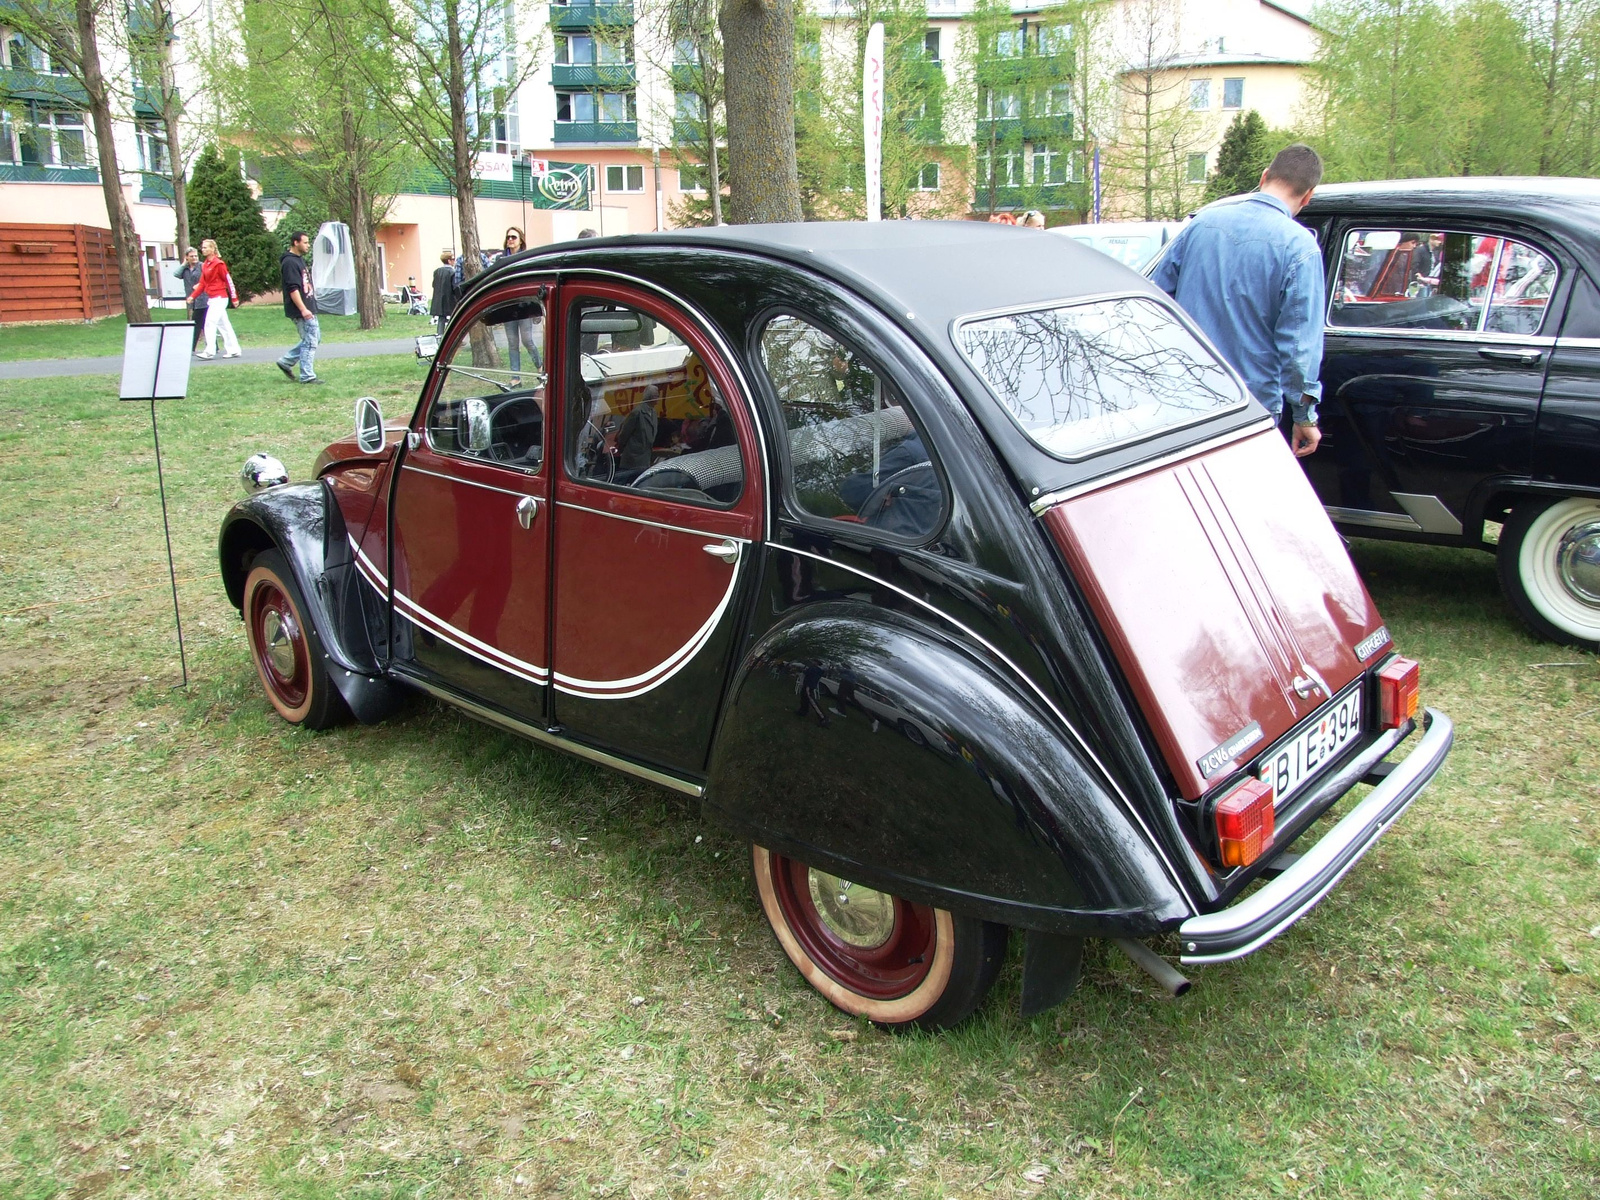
xmin=486 ymin=395 xmax=543 ymax=465
xmin=856 ymin=461 xmax=936 ymax=528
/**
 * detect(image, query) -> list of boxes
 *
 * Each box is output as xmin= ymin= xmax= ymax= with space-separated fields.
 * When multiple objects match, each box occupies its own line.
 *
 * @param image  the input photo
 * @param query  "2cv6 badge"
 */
xmin=220 ymin=222 xmax=1453 ymax=1029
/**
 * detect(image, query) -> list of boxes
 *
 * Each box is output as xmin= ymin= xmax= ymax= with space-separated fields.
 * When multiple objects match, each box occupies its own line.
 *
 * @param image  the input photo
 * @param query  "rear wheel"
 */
xmin=752 ymin=845 xmax=1006 ymax=1030
xmin=1497 ymin=497 xmax=1600 ymax=650
xmin=243 ymin=549 xmax=350 ymax=729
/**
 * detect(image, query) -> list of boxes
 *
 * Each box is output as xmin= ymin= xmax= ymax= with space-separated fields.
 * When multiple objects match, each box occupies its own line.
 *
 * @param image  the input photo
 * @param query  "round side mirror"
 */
xmin=461 ymin=396 xmax=492 ymax=453
xmin=355 ymin=396 xmax=385 ymax=454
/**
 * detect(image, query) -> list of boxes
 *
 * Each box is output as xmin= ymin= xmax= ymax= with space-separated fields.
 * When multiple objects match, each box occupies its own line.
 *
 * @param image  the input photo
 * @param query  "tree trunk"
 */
xmin=704 ymin=95 xmax=723 ymax=225
xmin=77 ymin=0 xmax=149 ymax=321
xmin=1539 ymin=0 xmax=1564 ymax=174
xmin=343 ymin=108 xmax=384 ymax=329
xmin=157 ymin=38 xmax=189 ymax=253
xmin=446 ymin=0 xmax=484 ymax=279
xmin=718 ymin=0 xmax=801 ymax=224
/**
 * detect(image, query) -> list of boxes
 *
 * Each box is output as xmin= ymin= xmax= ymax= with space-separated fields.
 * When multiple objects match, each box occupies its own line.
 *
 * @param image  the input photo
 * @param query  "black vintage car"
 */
xmin=1293 ymin=179 xmax=1600 ymax=649
xmin=221 ymin=223 xmax=1451 ymax=1030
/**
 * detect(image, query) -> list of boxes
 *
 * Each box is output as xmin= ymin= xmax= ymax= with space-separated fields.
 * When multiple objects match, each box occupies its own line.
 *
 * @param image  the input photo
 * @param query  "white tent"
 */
xmin=312 ymin=222 xmax=357 ymax=316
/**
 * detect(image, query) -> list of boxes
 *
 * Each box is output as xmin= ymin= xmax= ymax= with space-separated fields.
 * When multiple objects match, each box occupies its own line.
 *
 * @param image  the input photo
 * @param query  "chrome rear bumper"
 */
xmin=1178 ymin=708 xmax=1453 ymax=965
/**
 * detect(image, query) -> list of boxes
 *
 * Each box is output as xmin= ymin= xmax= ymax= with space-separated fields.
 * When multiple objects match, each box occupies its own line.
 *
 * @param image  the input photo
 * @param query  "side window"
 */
xmin=564 ymin=298 xmax=744 ymax=505
xmin=1330 ymin=228 xmax=1557 ymax=335
xmin=758 ymin=313 xmax=945 ymax=540
xmin=426 ymin=299 xmax=547 ymax=470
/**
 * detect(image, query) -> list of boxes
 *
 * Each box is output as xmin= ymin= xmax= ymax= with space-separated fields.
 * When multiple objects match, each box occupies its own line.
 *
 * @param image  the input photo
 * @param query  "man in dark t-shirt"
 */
xmin=275 ymin=231 xmax=321 ymax=385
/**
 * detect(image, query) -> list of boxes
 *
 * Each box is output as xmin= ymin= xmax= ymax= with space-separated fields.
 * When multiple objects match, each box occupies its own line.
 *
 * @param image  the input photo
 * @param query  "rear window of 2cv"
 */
xmin=955 ymin=296 xmax=1248 ymax=461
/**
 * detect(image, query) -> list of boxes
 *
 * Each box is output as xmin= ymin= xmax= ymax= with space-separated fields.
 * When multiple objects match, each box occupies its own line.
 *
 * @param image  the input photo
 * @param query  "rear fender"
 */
xmin=218 ymin=483 xmax=402 ymax=723
xmin=704 ymin=603 xmax=1190 ymax=936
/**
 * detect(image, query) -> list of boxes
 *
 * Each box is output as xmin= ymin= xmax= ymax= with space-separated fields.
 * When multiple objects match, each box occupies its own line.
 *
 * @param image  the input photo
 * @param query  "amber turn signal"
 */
xmin=1214 ymin=776 xmax=1276 ymax=869
xmin=1377 ymin=656 xmax=1421 ymax=730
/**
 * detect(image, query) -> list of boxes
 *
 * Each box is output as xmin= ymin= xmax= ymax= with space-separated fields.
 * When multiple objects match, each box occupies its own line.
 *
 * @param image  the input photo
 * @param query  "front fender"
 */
xmin=704 ymin=603 xmax=1191 ymax=936
xmin=218 ymin=483 xmax=402 ymax=723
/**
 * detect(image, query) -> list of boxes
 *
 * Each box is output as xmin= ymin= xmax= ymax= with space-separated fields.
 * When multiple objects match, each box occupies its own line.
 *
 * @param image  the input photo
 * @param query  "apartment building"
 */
xmin=1 ymin=0 xmax=1319 ymax=306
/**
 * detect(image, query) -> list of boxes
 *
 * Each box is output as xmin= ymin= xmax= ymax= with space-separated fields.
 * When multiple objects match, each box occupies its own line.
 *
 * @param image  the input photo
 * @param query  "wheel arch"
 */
xmin=704 ymin=601 xmax=1191 ymax=938
xmin=219 ymin=483 xmax=403 ymax=722
xmin=1469 ymin=477 xmax=1600 ymax=545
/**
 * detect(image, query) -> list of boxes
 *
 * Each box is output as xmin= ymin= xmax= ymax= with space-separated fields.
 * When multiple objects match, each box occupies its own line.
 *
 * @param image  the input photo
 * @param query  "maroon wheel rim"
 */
xmin=768 ymin=853 xmax=937 ymax=1000
xmin=249 ymin=579 xmax=309 ymax=710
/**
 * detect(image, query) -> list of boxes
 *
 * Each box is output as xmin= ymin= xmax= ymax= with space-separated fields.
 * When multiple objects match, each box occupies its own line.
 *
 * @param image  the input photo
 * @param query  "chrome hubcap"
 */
xmin=807 ymin=869 xmax=896 ymax=949
xmin=263 ymin=608 xmax=298 ymax=677
xmin=1556 ymin=520 xmax=1600 ymax=608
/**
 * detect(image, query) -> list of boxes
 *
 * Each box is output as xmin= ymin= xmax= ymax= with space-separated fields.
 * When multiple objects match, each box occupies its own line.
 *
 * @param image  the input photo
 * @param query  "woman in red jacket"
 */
xmin=188 ymin=238 xmax=241 ymax=359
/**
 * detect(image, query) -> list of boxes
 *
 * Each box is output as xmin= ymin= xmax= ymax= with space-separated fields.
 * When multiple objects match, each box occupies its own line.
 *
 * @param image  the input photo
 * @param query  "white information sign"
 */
xmin=475 ymin=151 xmax=515 ymax=182
xmin=120 ymin=322 xmax=192 ymax=401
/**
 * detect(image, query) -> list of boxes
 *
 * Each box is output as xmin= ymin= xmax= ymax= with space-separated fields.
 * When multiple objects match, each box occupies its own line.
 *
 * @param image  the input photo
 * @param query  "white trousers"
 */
xmin=201 ymin=295 xmax=240 ymax=357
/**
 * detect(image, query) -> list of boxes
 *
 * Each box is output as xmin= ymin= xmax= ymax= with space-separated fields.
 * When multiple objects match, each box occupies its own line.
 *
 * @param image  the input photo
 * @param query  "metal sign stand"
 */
xmin=120 ymin=322 xmax=193 ymax=688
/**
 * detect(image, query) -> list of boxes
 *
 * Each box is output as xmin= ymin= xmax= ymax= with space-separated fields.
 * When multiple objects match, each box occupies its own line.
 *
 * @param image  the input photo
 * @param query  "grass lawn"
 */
xmin=0 ymin=357 xmax=1596 ymax=1199
xmin=0 ymin=303 xmax=435 ymax=363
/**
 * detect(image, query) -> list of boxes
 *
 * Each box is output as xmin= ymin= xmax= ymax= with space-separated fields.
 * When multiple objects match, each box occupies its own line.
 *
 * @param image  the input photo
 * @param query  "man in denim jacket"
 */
xmin=1151 ymin=143 xmax=1326 ymax=458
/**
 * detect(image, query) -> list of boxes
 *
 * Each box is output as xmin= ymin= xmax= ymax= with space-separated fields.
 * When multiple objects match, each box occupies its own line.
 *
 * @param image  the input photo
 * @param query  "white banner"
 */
xmin=863 ymin=22 xmax=884 ymax=222
xmin=527 ymin=157 xmax=550 ymax=177
xmin=474 ymin=151 xmax=515 ymax=182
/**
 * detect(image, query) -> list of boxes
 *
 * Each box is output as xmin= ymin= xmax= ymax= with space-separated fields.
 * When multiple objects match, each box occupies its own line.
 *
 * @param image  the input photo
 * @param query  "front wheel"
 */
xmin=752 ymin=845 xmax=1006 ymax=1030
xmin=1497 ymin=497 xmax=1600 ymax=650
xmin=243 ymin=549 xmax=350 ymax=729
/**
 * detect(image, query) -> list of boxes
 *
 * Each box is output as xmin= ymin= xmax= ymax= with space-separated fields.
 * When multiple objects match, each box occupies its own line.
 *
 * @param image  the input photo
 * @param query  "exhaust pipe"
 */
xmin=1114 ymin=938 xmax=1192 ymax=997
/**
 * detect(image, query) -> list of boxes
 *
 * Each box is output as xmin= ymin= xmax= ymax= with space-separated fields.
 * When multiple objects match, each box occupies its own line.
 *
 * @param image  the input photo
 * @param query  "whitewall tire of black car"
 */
xmin=1499 ymin=497 xmax=1600 ymax=649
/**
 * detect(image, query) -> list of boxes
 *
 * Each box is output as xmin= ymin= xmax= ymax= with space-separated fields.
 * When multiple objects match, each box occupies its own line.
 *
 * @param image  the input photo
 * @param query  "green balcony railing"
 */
xmin=903 ymin=116 xmax=944 ymax=145
xmin=553 ymin=119 xmax=637 ymax=144
xmin=549 ymin=1 xmax=634 ymax=29
xmin=0 ymin=161 xmax=99 ymax=183
xmin=551 ymin=63 xmax=636 ymax=88
xmin=976 ymin=113 xmax=1073 ymax=141
xmin=975 ymin=182 xmax=1084 ymax=211
xmin=139 ymin=170 xmax=175 ymax=203
xmin=0 ymin=65 xmax=88 ymax=104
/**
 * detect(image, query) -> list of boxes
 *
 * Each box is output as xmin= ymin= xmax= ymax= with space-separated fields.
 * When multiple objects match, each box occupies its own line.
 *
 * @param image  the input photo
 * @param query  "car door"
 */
xmin=389 ymin=282 xmax=553 ymax=722
xmin=1309 ymin=221 xmax=1560 ymax=539
xmin=547 ymin=281 xmax=764 ymax=773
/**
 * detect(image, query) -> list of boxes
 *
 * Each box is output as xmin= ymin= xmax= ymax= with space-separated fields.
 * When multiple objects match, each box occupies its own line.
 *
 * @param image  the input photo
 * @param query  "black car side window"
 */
xmin=427 ymin=300 xmax=546 ymax=471
xmin=758 ymin=313 xmax=946 ymax=540
xmin=1329 ymin=228 xmax=1557 ymax=336
xmin=563 ymin=298 xmax=744 ymax=506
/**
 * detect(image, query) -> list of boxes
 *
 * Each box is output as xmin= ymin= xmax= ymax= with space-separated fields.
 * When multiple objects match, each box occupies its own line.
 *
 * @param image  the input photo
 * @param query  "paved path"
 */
xmin=0 ymin=338 xmax=417 ymax=381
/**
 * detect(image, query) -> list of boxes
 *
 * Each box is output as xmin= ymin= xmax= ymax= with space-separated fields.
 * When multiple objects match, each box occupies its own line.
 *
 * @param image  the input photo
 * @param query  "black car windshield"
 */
xmin=955 ymin=296 xmax=1247 ymax=460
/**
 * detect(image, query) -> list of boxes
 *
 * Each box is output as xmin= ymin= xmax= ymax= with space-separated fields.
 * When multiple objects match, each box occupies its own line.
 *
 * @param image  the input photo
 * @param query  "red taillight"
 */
xmin=1214 ymin=776 xmax=1276 ymax=868
xmin=1377 ymin=656 xmax=1420 ymax=729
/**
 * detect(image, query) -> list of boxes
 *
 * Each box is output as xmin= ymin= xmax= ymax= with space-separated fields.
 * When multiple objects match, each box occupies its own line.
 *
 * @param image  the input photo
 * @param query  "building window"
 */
xmin=23 ymin=109 xmax=88 ymax=167
xmin=923 ymin=30 xmax=940 ymax=64
xmin=0 ymin=111 xmax=16 ymax=163
xmin=1033 ymin=143 xmax=1070 ymax=186
xmin=557 ymin=91 xmax=593 ymax=122
xmin=558 ymin=91 xmax=634 ymax=123
xmin=994 ymin=27 xmax=1023 ymax=57
xmin=1186 ymin=153 xmax=1207 ymax=183
xmin=1223 ymin=77 xmax=1244 ymax=109
xmin=1035 ymin=24 xmax=1069 ymax=56
xmin=1033 ymin=83 xmax=1071 ymax=117
xmin=598 ymin=90 xmax=635 ymax=122
xmin=606 ymin=163 xmax=643 ymax=192
xmin=556 ymin=34 xmax=596 ymax=64
xmin=678 ymin=163 xmax=706 ymax=192
xmin=675 ymin=91 xmax=704 ymax=122
xmin=977 ymin=146 xmax=1023 ymax=189
xmin=136 ymin=119 xmax=168 ymax=173
xmin=985 ymin=88 xmax=1021 ymax=120
xmin=916 ymin=162 xmax=939 ymax=191
xmin=675 ymin=37 xmax=699 ymax=65
xmin=1189 ymin=79 xmax=1210 ymax=110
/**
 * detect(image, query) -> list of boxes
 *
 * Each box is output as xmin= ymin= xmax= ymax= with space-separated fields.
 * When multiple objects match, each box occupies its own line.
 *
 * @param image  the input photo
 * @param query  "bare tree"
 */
xmin=126 ymin=0 xmax=193 ymax=252
xmin=6 ymin=0 xmax=150 ymax=320
xmin=718 ymin=0 xmax=801 ymax=222
xmin=1103 ymin=0 xmax=1205 ymax=220
xmin=358 ymin=0 xmax=538 ymax=286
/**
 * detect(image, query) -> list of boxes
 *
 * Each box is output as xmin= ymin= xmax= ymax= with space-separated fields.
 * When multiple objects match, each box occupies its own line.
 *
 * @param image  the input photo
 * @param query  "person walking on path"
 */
xmin=276 ymin=232 xmax=322 ymax=385
xmin=1149 ymin=143 xmax=1326 ymax=458
xmin=179 ymin=247 xmax=204 ymax=352
xmin=188 ymin=238 xmax=241 ymax=359
xmin=429 ymin=250 xmax=457 ymax=333
xmin=498 ymin=227 xmax=541 ymax=381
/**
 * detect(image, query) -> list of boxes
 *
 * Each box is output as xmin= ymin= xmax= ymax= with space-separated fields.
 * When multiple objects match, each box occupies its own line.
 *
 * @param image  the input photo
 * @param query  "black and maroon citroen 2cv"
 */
xmin=220 ymin=222 xmax=1453 ymax=1030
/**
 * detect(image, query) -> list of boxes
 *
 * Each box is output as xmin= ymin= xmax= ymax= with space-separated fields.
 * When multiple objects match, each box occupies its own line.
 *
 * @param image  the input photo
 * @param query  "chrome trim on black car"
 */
xmin=1178 ymin=708 xmax=1453 ymax=964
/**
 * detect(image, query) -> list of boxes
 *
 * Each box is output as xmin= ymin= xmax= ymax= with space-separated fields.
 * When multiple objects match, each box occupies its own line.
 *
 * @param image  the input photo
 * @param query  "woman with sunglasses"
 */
xmin=499 ymin=227 xmax=542 ymax=384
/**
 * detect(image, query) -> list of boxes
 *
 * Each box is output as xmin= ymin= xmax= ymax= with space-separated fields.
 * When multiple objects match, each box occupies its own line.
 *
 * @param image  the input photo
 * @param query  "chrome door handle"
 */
xmin=1478 ymin=346 xmax=1543 ymax=365
xmin=702 ymin=539 xmax=740 ymax=564
xmin=516 ymin=495 xmax=539 ymax=529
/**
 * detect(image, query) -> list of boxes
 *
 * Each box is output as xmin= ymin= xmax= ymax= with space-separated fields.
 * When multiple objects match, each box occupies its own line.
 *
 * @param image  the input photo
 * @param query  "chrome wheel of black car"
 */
xmin=1499 ymin=498 xmax=1600 ymax=649
xmin=243 ymin=550 xmax=349 ymax=729
xmin=752 ymin=845 xmax=1006 ymax=1030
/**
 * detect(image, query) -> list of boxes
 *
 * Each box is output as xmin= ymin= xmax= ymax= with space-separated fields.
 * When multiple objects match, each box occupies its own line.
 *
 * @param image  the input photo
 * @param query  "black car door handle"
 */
xmin=1478 ymin=346 xmax=1544 ymax=365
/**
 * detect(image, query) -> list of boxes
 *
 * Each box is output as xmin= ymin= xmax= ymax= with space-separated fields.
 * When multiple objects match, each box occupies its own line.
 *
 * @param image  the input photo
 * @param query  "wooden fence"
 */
xmin=0 ymin=223 xmax=122 ymax=324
